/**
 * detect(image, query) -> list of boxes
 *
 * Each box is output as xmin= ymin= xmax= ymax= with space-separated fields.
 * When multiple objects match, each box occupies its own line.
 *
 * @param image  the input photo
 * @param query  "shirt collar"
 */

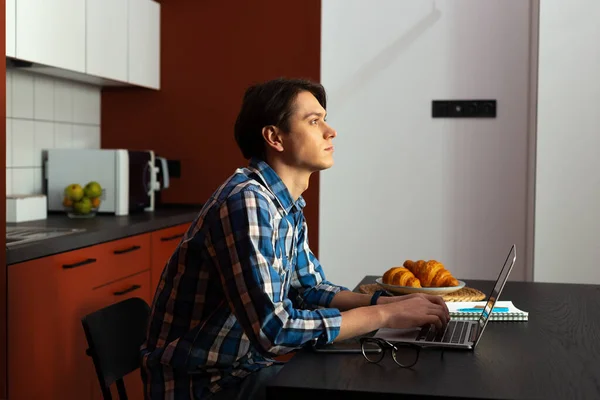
xmin=248 ymin=158 xmax=306 ymax=214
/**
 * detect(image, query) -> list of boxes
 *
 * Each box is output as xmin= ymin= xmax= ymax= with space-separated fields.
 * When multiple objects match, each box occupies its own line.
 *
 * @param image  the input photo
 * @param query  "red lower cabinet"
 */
xmin=8 ymin=234 xmax=153 ymax=400
xmin=8 ymin=249 xmax=101 ymax=400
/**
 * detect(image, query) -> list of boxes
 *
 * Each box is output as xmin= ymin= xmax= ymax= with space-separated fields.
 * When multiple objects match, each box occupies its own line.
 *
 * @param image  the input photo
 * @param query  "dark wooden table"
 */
xmin=266 ymin=276 xmax=600 ymax=400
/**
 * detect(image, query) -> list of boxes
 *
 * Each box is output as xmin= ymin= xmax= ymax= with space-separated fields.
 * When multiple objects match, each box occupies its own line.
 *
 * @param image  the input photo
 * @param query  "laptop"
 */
xmin=374 ymin=244 xmax=517 ymax=350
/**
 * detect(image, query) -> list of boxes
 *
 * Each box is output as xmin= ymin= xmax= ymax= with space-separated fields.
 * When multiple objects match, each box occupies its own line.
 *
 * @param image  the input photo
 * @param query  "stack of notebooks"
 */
xmin=446 ymin=301 xmax=529 ymax=321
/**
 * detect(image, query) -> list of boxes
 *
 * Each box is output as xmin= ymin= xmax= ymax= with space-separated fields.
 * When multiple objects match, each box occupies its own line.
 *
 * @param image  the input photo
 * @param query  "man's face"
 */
xmin=280 ymin=91 xmax=337 ymax=172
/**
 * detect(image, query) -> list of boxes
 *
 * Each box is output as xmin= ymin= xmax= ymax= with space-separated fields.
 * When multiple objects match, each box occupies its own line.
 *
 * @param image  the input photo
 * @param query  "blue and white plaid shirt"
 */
xmin=141 ymin=158 xmax=349 ymax=399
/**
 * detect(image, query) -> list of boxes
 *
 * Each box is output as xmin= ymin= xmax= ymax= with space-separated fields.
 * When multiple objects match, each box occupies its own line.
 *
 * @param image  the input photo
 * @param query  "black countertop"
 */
xmin=6 ymin=205 xmax=202 ymax=265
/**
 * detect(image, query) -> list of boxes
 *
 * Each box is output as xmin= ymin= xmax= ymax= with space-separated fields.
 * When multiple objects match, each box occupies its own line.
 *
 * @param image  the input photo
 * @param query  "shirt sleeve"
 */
xmin=289 ymin=215 xmax=351 ymax=310
xmin=208 ymin=189 xmax=342 ymax=357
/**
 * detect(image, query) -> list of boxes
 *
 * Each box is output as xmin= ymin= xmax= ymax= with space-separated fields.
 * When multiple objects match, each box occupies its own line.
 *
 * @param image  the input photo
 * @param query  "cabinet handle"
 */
xmin=160 ymin=233 xmax=184 ymax=242
xmin=113 ymin=284 xmax=142 ymax=296
xmin=113 ymin=245 xmax=141 ymax=255
xmin=62 ymin=258 xmax=97 ymax=269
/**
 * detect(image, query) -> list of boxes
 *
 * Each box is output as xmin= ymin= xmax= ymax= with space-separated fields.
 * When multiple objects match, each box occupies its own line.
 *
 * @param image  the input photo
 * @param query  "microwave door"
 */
xmin=128 ymin=151 xmax=151 ymax=212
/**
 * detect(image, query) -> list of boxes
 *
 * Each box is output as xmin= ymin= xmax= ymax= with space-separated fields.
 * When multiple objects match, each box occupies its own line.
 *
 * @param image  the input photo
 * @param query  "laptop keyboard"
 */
xmin=416 ymin=320 xmax=469 ymax=344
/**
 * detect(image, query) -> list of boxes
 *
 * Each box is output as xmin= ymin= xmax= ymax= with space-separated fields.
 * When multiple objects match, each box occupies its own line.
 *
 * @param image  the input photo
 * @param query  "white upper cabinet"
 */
xmin=6 ymin=0 xmax=15 ymax=57
xmin=128 ymin=0 xmax=160 ymax=89
xmin=86 ymin=0 xmax=128 ymax=82
xmin=16 ymin=0 xmax=86 ymax=73
xmin=85 ymin=0 xmax=128 ymax=82
xmin=9 ymin=0 xmax=160 ymax=89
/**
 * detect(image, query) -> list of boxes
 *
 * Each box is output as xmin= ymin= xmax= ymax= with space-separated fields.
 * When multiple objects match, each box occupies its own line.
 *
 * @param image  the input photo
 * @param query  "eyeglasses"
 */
xmin=359 ymin=337 xmax=444 ymax=368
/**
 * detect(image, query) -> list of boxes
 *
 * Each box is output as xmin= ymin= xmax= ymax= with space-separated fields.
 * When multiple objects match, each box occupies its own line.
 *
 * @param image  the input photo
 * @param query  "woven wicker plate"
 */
xmin=375 ymin=278 xmax=466 ymax=295
xmin=358 ymin=283 xmax=486 ymax=302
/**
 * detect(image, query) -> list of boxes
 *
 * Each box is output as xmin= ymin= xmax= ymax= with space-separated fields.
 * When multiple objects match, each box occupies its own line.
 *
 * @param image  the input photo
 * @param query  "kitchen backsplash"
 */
xmin=6 ymin=68 xmax=101 ymax=196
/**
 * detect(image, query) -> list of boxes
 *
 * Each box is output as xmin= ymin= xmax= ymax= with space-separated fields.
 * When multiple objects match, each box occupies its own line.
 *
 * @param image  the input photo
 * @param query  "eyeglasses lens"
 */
xmin=361 ymin=340 xmax=385 ymax=363
xmin=392 ymin=344 xmax=419 ymax=367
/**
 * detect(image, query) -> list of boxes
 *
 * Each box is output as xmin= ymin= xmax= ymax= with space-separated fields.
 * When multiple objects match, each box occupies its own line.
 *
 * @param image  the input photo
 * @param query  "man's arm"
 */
xmin=329 ymin=287 xmax=428 ymax=310
xmin=329 ymin=290 xmax=377 ymax=311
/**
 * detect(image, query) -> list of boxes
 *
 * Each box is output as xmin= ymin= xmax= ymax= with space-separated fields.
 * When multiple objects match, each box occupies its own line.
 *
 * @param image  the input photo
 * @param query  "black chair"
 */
xmin=82 ymin=297 xmax=151 ymax=400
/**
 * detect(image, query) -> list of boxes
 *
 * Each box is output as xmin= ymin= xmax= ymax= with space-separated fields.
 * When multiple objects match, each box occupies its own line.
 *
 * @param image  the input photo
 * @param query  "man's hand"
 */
xmin=378 ymin=293 xmax=450 ymax=330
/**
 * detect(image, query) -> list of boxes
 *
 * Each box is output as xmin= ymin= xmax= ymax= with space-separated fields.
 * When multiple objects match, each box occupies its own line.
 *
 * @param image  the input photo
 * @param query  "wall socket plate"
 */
xmin=432 ymin=100 xmax=496 ymax=118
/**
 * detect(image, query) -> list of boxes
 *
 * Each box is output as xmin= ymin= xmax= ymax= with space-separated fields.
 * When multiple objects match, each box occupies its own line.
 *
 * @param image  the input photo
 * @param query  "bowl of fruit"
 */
xmin=63 ymin=181 xmax=103 ymax=218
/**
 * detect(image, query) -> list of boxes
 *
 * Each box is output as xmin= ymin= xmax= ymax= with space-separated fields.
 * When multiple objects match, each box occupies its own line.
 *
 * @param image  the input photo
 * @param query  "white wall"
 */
xmin=6 ymin=69 xmax=101 ymax=196
xmin=534 ymin=1 xmax=600 ymax=284
xmin=319 ymin=0 xmax=535 ymax=289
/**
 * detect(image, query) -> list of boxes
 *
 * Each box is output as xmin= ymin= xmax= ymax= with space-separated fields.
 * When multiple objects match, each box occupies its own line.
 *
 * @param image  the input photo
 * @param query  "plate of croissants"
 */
xmin=377 ymin=260 xmax=465 ymax=295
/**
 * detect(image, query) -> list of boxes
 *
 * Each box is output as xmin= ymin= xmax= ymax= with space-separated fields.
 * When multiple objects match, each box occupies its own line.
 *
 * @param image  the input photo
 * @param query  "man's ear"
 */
xmin=262 ymin=125 xmax=284 ymax=153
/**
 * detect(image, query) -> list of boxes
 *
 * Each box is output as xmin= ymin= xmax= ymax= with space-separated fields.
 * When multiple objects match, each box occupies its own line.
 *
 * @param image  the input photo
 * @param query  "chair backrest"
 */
xmin=82 ymin=297 xmax=150 ymax=400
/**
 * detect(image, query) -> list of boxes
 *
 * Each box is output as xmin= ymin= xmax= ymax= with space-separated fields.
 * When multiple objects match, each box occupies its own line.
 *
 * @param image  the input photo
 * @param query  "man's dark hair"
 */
xmin=234 ymin=77 xmax=327 ymax=160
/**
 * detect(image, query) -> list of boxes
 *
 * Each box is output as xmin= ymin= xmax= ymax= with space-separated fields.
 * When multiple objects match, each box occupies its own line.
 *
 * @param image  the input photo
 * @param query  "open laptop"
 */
xmin=374 ymin=244 xmax=517 ymax=350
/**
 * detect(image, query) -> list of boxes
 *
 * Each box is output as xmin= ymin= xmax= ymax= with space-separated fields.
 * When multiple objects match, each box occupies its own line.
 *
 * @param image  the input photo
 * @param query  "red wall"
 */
xmin=101 ymin=0 xmax=322 ymax=255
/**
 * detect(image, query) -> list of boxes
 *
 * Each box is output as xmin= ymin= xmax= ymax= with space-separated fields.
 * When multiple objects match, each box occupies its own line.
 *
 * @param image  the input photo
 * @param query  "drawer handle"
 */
xmin=113 ymin=245 xmax=141 ymax=255
xmin=160 ymin=233 xmax=184 ymax=242
xmin=113 ymin=284 xmax=141 ymax=296
xmin=62 ymin=258 xmax=97 ymax=269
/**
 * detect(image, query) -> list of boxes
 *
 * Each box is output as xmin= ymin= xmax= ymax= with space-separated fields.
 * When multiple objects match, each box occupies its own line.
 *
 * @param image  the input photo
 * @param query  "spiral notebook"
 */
xmin=447 ymin=300 xmax=529 ymax=321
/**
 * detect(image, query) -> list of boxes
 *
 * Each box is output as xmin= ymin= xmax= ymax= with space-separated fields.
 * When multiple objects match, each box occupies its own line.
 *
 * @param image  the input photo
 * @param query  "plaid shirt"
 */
xmin=141 ymin=158 xmax=348 ymax=399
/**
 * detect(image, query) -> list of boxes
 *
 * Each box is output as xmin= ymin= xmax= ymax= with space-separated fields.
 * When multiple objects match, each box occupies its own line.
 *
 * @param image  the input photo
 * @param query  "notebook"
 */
xmin=447 ymin=300 xmax=528 ymax=321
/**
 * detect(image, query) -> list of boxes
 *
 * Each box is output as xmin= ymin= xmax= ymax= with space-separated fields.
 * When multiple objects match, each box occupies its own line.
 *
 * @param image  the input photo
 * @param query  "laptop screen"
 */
xmin=475 ymin=245 xmax=517 ymax=337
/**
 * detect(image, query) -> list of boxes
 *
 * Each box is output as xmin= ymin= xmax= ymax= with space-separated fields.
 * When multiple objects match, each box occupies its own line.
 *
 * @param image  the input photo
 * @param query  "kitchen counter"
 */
xmin=6 ymin=205 xmax=202 ymax=265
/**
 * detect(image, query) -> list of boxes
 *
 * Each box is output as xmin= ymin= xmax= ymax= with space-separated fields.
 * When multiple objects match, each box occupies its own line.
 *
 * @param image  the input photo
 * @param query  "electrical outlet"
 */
xmin=432 ymin=100 xmax=496 ymax=118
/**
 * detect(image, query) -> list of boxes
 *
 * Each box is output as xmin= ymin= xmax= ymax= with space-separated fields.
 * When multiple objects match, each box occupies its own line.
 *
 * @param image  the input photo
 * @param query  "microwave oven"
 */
xmin=44 ymin=148 xmax=165 ymax=215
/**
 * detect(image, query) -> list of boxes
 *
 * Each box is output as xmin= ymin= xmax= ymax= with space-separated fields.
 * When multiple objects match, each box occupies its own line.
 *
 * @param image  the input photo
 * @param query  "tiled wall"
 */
xmin=6 ymin=68 xmax=101 ymax=196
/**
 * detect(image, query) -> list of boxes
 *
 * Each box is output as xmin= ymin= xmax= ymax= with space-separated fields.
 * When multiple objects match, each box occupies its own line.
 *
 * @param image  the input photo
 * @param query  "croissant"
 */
xmin=382 ymin=267 xmax=422 ymax=287
xmin=403 ymin=260 xmax=459 ymax=287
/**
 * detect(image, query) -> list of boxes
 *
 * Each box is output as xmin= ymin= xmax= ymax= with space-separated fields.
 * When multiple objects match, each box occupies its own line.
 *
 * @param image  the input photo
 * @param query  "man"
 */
xmin=141 ymin=78 xmax=449 ymax=399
